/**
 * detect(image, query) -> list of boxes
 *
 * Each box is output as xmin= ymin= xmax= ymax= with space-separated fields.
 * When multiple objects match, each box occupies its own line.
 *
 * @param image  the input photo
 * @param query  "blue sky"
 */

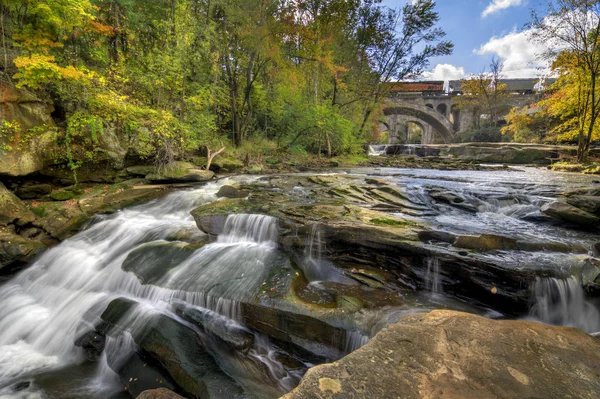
xmin=381 ymin=0 xmax=552 ymax=80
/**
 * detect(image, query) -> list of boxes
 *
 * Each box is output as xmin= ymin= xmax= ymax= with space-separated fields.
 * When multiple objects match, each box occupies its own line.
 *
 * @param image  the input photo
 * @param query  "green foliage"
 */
xmin=3 ymin=0 xmax=450 ymax=163
xmin=459 ymin=126 xmax=505 ymax=143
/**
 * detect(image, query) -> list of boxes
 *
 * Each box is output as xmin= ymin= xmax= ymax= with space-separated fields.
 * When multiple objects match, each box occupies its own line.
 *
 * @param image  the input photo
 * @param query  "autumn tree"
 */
xmin=531 ymin=0 xmax=600 ymax=162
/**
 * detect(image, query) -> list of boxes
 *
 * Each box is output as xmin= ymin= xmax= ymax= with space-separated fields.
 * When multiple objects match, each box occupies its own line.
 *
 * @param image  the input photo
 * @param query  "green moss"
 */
xmin=31 ymin=205 xmax=47 ymax=218
xmin=50 ymin=190 xmax=79 ymax=201
xmin=265 ymin=157 xmax=280 ymax=165
xmin=370 ymin=217 xmax=412 ymax=227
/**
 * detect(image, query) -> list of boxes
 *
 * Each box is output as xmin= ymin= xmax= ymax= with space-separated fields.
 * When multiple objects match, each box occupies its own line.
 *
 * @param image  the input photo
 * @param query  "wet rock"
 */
xmin=566 ymin=195 xmax=600 ymax=215
xmin=0 ymin=231 xmax=46 ymax=270
xmin=50 ymin=188 xmax=80 ymax=201
xmin=137 ymin=388 xmax=185 ymax=399
xmin=455 ymin=234 xmax=518 ymax=251
xmin=216 ymin=185 xmax=249 ymax=199
xmin=541 ymin=201 xmax=600 ymax=226
xmin=594 ymin=242 xmax=600 ymax=258
xmin=175 ymin=305 xmax=254 ymax=351
xmin=121 ymin=242 xmax=197 ymax=285
xmin=429 ymin=190 xmax=476 ymax=212
xmin=194 ymin=214 xmax=228 ymax=236
xmin=118 ymin=352 xmax=178 ymax=398
xmin=0 ymin=182 xmax=35 ymax=226
xmin=240 ymin=303 xmax=347 ymax=359
xmin=283 ymin=310 xmax=600 ymax=399
xmin=101 ymin=298 xmax=245 ymax=399
xmin=13 ymin=381 xmax=31 ymax=392
xmin=74 ymin=330 xmax=106 ymax=361
xmin=146 ymin=162 xmax=214 ymax=183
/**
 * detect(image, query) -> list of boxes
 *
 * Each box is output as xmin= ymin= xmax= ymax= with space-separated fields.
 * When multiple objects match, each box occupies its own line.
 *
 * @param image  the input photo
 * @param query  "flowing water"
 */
xmin=0 ymin=167 xmax=599 ymax=398
xmin=0 ymin=177 xmax=307 ymax=398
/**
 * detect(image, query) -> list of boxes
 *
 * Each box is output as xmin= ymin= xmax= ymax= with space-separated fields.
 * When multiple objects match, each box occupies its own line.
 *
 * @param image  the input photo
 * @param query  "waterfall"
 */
xmin=367 ymin=144 xmax=388 ymax=156
xmin=344 ymin=331 xmax=370 ymax=353
xmin=300 ymin=224 xmax=353 ymax=284
xmin=424 ymin=258 xmax=442 ymax=294
xmin=0 ymin=179 xmax=302 ymax=398
xmin=529 ymin=277 xmax=600 ymax=334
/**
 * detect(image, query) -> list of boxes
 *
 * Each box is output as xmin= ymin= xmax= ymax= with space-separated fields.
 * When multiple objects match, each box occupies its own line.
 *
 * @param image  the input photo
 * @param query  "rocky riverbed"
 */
xmin=0 ymin=166 xmax=599 ymax=399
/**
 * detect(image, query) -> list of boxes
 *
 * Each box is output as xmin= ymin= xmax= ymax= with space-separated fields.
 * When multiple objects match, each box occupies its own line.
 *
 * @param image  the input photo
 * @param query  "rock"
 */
xmin=566 ymin=195 xmax=600 ymax=215
xmin=31 ymin=201 xmax=90 ymax=240
xmin=49 ymin=189 xmax=80 ymax=201
xmin=121 ymin=242 xmax=196 ymax=285
xmin=137 ymin=388 xmax=185 ymax=399
xmin=430 ymin=190 xmax=477 ymax=212
xmin=247 ymin=164 xmax=263 ymax=174
xmin=74 ymin=330 xmax=106 ymax=361
xmin=210 ymin=157 xmax=244 ymax=173
xmin=194 ymin=214 xmax=228 ymax=236
xmin=0 ymin=182 xmax=36 ymax=226
xmin=127 ymin=165 xmax=156 ymax=177
xmin=101 ymin=298 xmax=245 ymax=399
xmin=146 ymin=162 xmax=214 ymax=183
xmin=175 ymin=305 xmax=255 ymax=351
xmin=79 ymin=186 xmax=171 ymax=215
xmin=14 ymin=183 xmax=52 ymax=199
xmin=265 ymin=157 xmax=280 ymax=165
xmin=0 ymin=231 xmax=46 ymax=270
xmin=594 ymin=242 xmax=600 ymax=258
xmin=455 ymin=234 xmax=518 ymax=251
xmin=118 ymin=352 xmax=178 ymax=398
xmin=541 ymin=201 xmax=600 ymax=226
xmin=216 ymin=185 xmax=249 ymax=199
xmin=283 ymin=310 xmax=600 ymax=399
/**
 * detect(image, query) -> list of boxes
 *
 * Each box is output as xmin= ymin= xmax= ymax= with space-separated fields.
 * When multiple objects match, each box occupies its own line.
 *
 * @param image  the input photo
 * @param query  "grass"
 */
xmin=552 ymin=161 xmax=600 ymax=175
xmin=370 ymin=217 xmax=412 ymax=227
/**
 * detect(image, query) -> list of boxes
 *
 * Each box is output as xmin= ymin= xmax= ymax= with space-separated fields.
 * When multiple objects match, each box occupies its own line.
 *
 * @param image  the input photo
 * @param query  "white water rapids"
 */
xmin=0 ymin=177 xmax=299 ymax=398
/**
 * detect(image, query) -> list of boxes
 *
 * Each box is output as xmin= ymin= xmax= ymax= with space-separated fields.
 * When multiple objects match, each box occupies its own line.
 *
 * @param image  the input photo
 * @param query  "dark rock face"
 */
xmin=74 ymin=330 xmax=106 ymax=361
xmin=0 ymin=231 xmax=46 ymax=271
xmin=283 ymin=310 xmax=600 ymax=399
xmin=118 ymin=352 xmax=178 ymax=398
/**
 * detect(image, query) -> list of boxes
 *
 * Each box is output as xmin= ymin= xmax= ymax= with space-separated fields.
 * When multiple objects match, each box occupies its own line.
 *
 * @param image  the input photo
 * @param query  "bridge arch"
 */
xmin=383 ymin=103 xmax=455 ymax=144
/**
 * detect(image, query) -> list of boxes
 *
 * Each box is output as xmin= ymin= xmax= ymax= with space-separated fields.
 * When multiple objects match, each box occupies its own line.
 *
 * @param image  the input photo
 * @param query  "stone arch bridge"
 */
xmin=381 ymin=95 xmax=461 ymax=144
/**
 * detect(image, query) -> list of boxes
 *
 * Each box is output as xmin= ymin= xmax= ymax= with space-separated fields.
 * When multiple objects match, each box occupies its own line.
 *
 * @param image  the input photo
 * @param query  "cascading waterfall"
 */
xmin=0 ymin=179 xmax=304 ymax=398
xmin=529 ymin=276 xmax=600 ymax=334
xmin=367 ymin=144 xmax=388 ymax=156
xmin=424 ymin=257 xmax=442 ymax=294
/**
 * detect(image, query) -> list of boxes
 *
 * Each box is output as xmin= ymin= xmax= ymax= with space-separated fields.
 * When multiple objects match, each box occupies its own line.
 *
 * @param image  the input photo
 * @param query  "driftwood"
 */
xmin=205 ymin=146 xmax=226 ymax=171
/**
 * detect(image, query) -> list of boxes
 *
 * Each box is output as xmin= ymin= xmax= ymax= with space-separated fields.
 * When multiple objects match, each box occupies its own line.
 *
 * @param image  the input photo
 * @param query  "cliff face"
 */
xmin=0 ymin=83 xmax=59 ymax=177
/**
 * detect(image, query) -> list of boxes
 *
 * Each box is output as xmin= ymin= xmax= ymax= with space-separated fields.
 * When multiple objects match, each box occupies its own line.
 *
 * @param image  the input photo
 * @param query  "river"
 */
xmin=0 ymin=167 xmax=598 ymax=398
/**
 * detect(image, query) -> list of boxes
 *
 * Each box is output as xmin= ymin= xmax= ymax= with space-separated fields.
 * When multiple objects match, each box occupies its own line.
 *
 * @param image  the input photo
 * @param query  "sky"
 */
xmin=382 ymin=0 xmax=553 ymax=80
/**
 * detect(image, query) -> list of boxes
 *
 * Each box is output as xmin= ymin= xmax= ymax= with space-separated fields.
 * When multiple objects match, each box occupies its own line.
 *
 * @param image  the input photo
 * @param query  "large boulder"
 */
xmin=541 ymin=201 xmax=600 ymax=226
xmin=0 ymin=182 xmax=35 ymax=226
xmin=283 ymin=310 xmax=600 ymax=399
xmin=210 ymin=157 xmax=244 ymax=173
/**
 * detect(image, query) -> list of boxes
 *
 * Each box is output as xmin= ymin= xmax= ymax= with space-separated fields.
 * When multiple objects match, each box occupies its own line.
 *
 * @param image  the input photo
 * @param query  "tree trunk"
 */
xmin=205 ymin=146 xmax=226 ymax=171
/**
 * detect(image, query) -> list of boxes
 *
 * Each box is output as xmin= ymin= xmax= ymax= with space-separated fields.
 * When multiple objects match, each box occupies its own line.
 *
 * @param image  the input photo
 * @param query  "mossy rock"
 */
xmin=0 ymin=182 xmax=36 ymax=226
xmin=50 ymin=189 xmax=80 ymax=201
xmin=265 ymin=157 xmax=280 ymax=165
xmin=247 ymin=164 xmax=263 ymax=174
xmin=211 ymin=157 xmax=244 ymax=173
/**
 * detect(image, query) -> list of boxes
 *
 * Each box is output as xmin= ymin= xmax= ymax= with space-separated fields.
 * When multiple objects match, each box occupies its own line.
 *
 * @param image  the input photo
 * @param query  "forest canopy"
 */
xmin=0 ymin=0 xmax=451 ymax=166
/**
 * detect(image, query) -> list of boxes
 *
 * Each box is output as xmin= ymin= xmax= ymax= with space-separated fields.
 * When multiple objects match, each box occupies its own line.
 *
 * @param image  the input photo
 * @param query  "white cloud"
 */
xmin=482 ymin=0 xmax=525 ymax=18
xmin=474 ymin=28 xmax=551 ymax=78
xmin=421 ymin=64 xmax=467 ymax=80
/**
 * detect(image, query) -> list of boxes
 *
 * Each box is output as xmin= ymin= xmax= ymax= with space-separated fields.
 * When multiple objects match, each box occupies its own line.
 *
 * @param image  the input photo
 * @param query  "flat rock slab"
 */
xmin=137 ymin=388 xmax=185 ymax=399
xmin=283 ymin=310 xmax=600 ymax=399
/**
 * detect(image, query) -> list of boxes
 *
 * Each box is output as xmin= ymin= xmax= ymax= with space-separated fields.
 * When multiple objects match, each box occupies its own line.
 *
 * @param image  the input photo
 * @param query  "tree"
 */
xmin=531 ymin=0 xmax=600 ymax=162
xmin=456 ymin=57 xmax=510 ymax=129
